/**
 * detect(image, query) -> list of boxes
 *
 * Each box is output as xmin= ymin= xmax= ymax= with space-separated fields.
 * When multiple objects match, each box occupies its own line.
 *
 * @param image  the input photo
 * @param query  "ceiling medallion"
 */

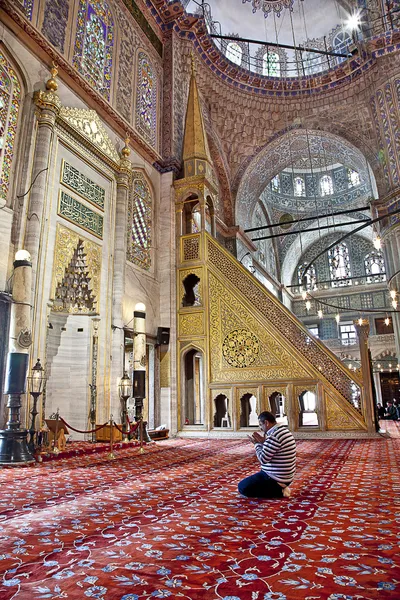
xmin=242 ymin=0 xmax=295 ymax=18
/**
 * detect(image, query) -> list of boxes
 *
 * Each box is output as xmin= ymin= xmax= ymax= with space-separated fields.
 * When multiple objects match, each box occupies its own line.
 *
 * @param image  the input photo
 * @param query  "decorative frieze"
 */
xmin=61 ymin=160 xmax=105 ymax=210
xmin=58 ymin=191 xmax=104 ymax=239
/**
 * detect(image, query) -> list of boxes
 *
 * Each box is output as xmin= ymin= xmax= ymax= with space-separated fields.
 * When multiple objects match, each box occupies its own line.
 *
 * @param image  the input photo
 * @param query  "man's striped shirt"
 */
xmin=254 ymin=424 xmax=296 ymax=485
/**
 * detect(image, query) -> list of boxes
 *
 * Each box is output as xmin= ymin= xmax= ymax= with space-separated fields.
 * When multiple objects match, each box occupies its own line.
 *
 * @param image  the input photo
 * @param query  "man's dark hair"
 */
xmin=258 ymin=411 xmax=276 ymax=424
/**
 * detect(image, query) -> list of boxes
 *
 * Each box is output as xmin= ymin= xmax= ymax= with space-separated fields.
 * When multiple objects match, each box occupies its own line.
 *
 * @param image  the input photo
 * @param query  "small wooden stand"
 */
xmin=95 ymin=424 xmax=123 ymax=443
xmin=45 ymin=419 xmax=69 ymax=453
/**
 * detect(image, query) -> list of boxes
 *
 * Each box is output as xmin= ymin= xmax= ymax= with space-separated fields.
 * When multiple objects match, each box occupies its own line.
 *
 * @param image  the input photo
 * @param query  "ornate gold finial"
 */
xmin=46 ymin=61 xmax=59 ymax=92
xmin=121 ymin=133 xmax=131 ymax=158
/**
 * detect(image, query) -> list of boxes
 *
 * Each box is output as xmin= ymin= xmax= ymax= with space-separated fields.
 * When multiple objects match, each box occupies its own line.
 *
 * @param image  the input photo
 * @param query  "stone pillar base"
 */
xmin=0 ymin=429 xmax=35 ymax=465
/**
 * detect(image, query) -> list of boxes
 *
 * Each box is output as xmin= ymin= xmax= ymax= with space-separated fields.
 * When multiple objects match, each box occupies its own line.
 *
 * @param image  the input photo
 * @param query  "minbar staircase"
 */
xmin=177 ymin=231 xmax=370 ymax=436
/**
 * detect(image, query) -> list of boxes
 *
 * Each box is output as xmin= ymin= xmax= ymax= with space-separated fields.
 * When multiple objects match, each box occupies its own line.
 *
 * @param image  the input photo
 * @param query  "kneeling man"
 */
xmin=238 ymin=411 xmax=296 ymax=499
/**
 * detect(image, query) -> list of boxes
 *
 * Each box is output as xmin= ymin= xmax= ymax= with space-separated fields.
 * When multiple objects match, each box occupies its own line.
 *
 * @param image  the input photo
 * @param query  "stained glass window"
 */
xmin=263 ymin=52 xmax=280 ymax=77
xmin=135 ymin=52 xmax=157 ymax=149
xmin=328 ymin=242 xmax=352 ymax=287
xmin=294 ymin=176 xmax=306 ymax=197
xmin=73 ymin=1 xmax=114 ymax=100
xmin=332 ymin=31 xmax=352 ymax=65
xmin=226 ymin=43 xmax=242 ymax=66
xmin=127 ymin=171 xmax=152 ymax=270
xmin=320 ymin=174 xmax=333 ymax=196
xmin=304 ymin=50 xmax=323 ymax=75
xmin=340 ymin=323 xmax=357 ymax=345
xmin=16 ymin=0 xmax=34 ymax=20
xmin=298 ymin=263 xmax=317 ymax=290
xmin=347 ymin=169 xmax=360 ymax=188
xmin=365 ymin=250 xmax=386 ymax=283
xmin=0 ymin=51 xmax=22 ymax=206
xmin=271 ymin=174 xmax=280 ymax=192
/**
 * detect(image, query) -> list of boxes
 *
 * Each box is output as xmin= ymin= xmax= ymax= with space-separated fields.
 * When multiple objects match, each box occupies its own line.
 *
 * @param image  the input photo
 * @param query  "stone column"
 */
xmin=24 ymin=65 xmax=61 ymax=285
xmin=373 ymin=371 xmax=383 ymax=406
xmin=381 ymin=230 xmax=400 ymax=359
xmin=110 ymin=140 xmax=132 ymax=417
xmin=354 ymin=319 xmax=376 ymax=434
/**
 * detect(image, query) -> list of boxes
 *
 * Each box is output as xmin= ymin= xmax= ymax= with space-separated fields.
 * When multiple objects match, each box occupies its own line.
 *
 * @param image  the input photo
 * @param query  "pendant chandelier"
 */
xmin=242 ymin=0 xmax=295 ymax=18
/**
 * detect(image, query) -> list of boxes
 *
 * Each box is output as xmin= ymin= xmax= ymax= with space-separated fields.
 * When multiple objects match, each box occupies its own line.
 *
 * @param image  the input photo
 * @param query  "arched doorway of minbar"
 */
xmin=297 ymin=387 xmax=319 ymax=427
xmin=269 ymin=390 xmax=288 ymax=426
xmin=181 ymin=346 xmax=205 ymax=428
xmin=182 ymin=195 xmax=201 ymax=235
xmin=213 ymin=392 xmax=231 ymax=428
xmin=238 ymin=391 xmax=259 ymax=429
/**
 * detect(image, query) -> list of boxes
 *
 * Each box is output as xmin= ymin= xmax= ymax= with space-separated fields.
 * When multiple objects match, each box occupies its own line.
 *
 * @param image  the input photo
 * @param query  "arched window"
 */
xmin=332 ymin=30 xmax=352 ymax=64
xmin=73 ymin=1 xmax=114 ymax=100
xmin=127 ymin=172 xmax=152 ymax=270
xmin=0 ymin=50 xmax=22 ymax=205
xmin=320 ymin=174 xmax=333 ymax=196
xmin=271 ymin=174 xmax=280 ymax=192
xmin=263 ymin=52 xmax=280 ymax=77
xmin=294 ymin=176 xmax=306 ymax=197
xmin=226 ymin=42 xmax=242 ymax=66
xmin=298 ymin=263 xmax=317 ymax=290
xmin=136 ymin=52 xmax=157 ymax=148
xmin=347 ymin=169 xmax=360 ymax=188
xmin=328 ymin=242 xmax=352 ymax=287
xmin=304 ymin=50 xmax=323 ymax=75
xmin=365 ymin=250 xmax=386 ymax=283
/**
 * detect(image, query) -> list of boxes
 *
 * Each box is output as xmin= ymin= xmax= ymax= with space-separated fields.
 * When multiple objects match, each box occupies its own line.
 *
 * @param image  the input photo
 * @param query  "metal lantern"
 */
xmin=119 ymin=371 xmax=131 ymax=400
xmin=28 ymin=358 xmax=45 ymax=395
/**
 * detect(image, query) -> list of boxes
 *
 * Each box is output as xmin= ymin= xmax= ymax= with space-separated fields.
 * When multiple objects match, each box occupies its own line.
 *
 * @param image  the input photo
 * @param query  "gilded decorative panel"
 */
xmin=294 ymin=384 xmax=317 ymax=398
xmin=222 ymin=329 xmax=260 ymax=368
xmin=179 ymin=312 xmax=204 ymax=337
xmin=180 ymin=340 xmax=205 ymax=353
xmin=61 ymin=160 xmax=105 ymax=210
xmin=182 ymin=235 xmax=200 ymax=262
xmin=58 ymin=191 xmax=103 ymax=239
xmin=52 ymin=223 xmax=102 ymax=314
xmin=59 ymin=108 xmax=120 ymax=164
xmin=160 ymin=350 xmax=170 ymax=388
xmin=209 ymin=271 xmax=310 ymax=383
xmin=179 ymin=267 xmax=203 ymax=307
xmin=325 ymin=391 xmax=366 ymax=430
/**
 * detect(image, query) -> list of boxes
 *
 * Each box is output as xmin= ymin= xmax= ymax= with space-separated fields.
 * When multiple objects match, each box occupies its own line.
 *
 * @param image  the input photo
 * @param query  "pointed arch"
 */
xmin=72 ymin=0 xmax=114 ymax=100
xmin=0 ymin=47 xmax=23 ymax=206
xmin=135 ymin=50 xmax=157 ymax=149
xmin=127 ymin=170 xmax=153 ymax=271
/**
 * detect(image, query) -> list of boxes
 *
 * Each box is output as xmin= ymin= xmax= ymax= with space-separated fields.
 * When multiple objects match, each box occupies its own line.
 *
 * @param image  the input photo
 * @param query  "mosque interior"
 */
xmin=1 ymin=1 xmax=400 ymax=597
xmin=0 ymin=0 xmax=400 ymax=442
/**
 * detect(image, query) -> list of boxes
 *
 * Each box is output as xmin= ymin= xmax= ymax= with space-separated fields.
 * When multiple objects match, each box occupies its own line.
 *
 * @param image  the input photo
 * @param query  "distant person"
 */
xmin=384 ymin=400 xmax=398 ymax=420
xmin=377 ymin=403 xmax=385 ymax=419
xmin=238 ymin=411 xmax=296 ymax=499
xmin=393 ymin=400 xmax=400 ymax=420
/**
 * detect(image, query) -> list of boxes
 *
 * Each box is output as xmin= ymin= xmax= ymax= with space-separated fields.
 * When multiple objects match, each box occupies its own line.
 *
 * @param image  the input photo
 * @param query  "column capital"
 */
xmin=354 ymin=319 xmax=370 ymax=341
xmin=34 ymin=63 xmax=61 ymax=115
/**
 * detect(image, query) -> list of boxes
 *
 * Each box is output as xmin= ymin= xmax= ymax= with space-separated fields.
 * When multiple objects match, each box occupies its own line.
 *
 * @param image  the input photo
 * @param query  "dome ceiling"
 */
xmin=186 ymin=0 xmax=348 ymax=49
xmin=235 ymin=129 xmax=373 ymax=228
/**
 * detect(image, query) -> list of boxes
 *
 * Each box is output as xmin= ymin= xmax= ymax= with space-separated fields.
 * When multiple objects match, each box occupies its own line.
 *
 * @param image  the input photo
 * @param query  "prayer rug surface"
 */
xmin=0 ymin=437 xmax=399 ymax=599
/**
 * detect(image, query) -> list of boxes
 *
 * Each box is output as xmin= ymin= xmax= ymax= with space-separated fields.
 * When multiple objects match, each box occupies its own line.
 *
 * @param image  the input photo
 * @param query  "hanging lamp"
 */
xmin=242 ymin=0 xmax=294 ymax=18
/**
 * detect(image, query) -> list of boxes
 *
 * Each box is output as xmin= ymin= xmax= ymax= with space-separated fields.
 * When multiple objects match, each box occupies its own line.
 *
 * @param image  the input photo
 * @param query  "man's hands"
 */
xmin=248 ymin=431 xmax=265 ymax=444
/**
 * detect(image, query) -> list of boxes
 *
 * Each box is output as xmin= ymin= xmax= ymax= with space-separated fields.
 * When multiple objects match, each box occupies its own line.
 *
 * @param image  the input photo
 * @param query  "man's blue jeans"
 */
xmin=238 ymin=471 xmax=284 ymax=498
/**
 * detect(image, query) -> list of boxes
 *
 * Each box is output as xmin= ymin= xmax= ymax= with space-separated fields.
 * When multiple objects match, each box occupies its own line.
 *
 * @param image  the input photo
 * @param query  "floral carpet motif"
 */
xmin=0 ymin=437 xmax=399 ymax=599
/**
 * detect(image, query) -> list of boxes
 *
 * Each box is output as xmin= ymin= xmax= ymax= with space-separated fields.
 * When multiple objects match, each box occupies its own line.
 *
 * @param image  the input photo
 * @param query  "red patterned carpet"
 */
xmin=0 ymin=437 xmax=399 ymax=599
